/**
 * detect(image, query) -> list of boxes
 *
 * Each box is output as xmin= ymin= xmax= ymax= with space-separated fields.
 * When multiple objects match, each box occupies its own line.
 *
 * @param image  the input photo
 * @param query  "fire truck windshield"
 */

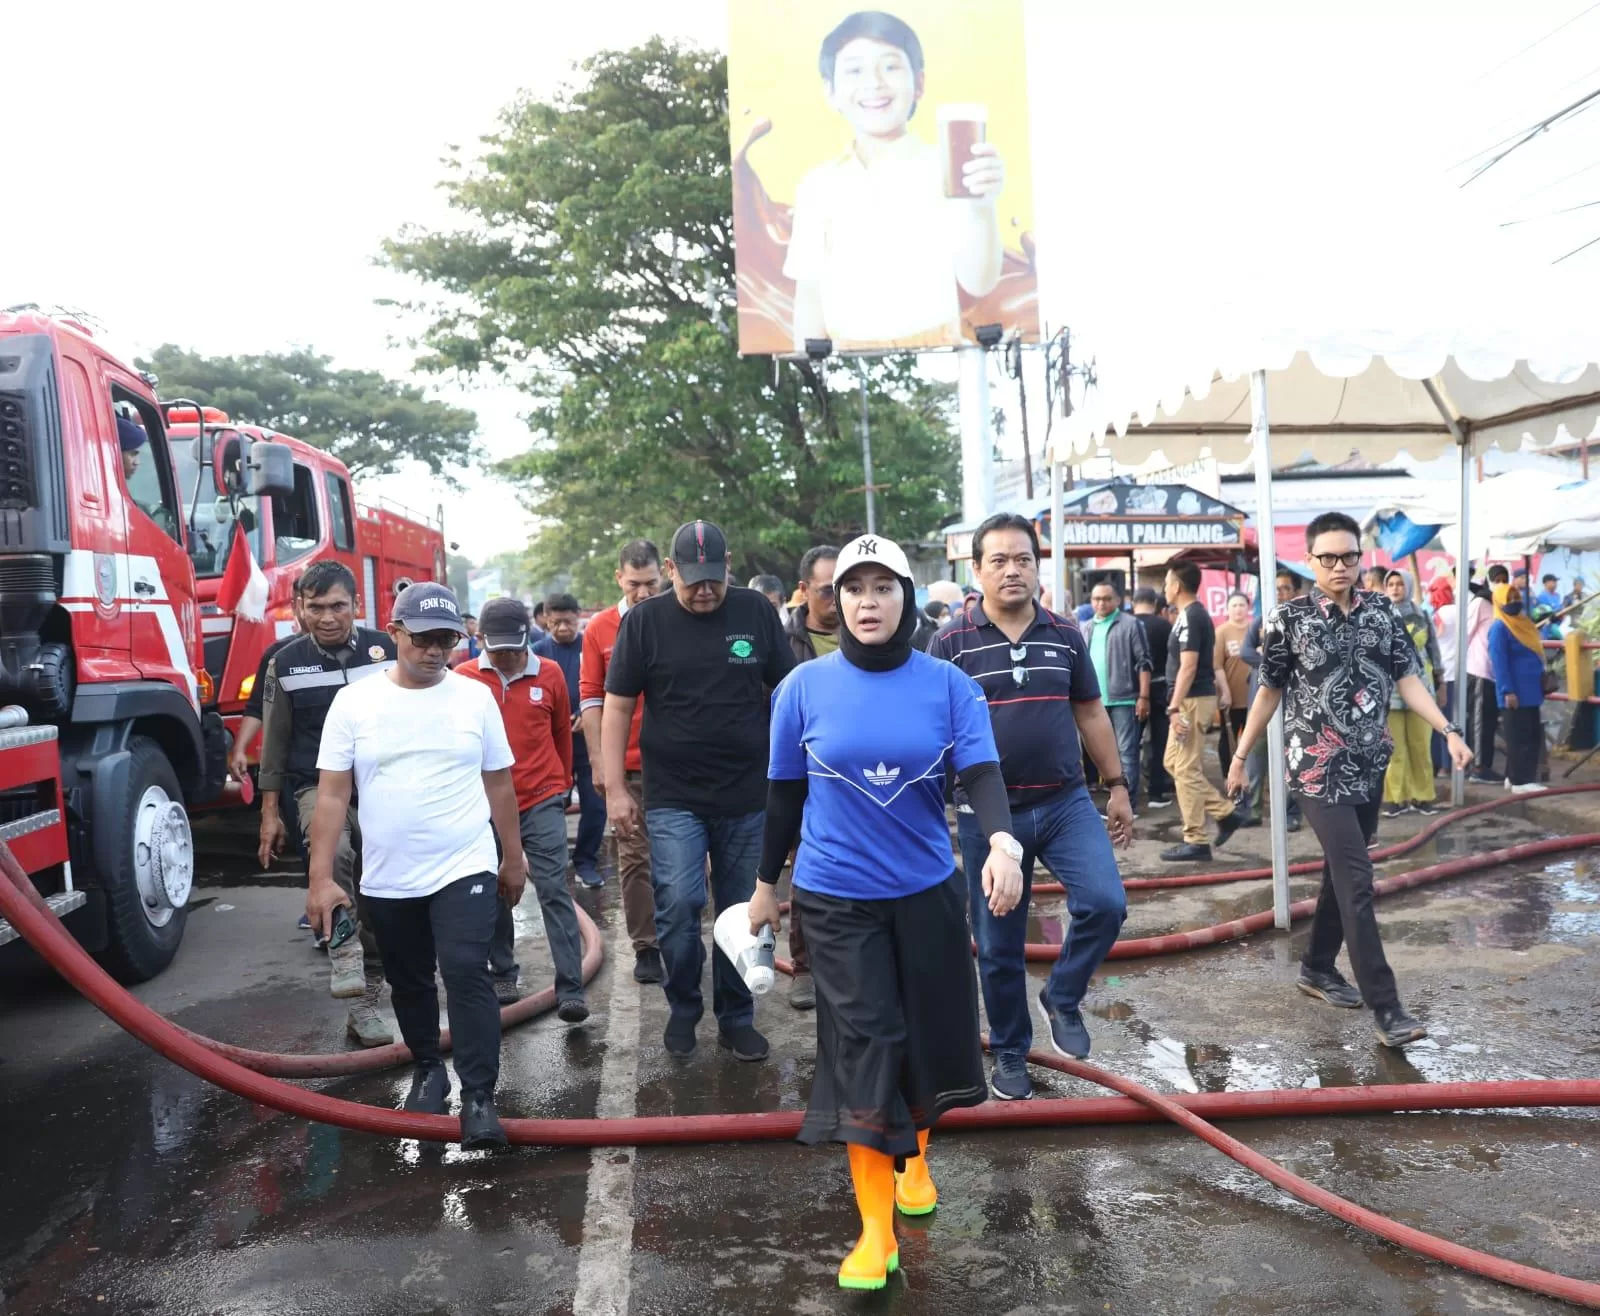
xmin=168 ymin=436 xmax=265 ymax=578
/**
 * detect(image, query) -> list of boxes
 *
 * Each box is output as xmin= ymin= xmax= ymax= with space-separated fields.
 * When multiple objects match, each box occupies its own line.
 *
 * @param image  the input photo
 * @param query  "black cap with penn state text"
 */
xmin=669 ymin=519 xmax=730 ymax=585
xmin=389 ymin=581 xmax=468 ymax=636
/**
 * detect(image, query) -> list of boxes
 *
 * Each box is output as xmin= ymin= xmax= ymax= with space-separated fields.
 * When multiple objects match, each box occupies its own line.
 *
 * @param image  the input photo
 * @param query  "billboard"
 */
xmin=728 ymin=0 xmax=1040 ymax=356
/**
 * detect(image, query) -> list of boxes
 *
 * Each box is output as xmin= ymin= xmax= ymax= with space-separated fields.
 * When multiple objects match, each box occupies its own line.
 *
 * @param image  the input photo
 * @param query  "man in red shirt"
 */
xmin=457 ymin=597 xmax=589 ymax=1022
xmin=580 ymin=539 xmax=664 ymax=984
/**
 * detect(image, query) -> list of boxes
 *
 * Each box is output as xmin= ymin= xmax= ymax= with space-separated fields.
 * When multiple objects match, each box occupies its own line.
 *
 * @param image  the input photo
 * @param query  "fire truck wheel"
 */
xmin=94 ymin=737 xmax=192 ymax=984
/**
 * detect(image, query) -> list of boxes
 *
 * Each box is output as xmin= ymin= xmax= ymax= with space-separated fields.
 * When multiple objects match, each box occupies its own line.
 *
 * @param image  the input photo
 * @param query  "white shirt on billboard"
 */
xmin=783 ymin=134 xmax=962 ymax=348
xmin=316 ymin=671 xmax=515 ymax=899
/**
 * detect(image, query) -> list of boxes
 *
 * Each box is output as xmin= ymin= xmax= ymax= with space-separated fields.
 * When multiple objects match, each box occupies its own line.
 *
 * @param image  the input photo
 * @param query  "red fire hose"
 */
xmin=1034 ymin=782 xmax=1600 ymax=894
xmin=5 ymin=825 xmax=1600 ymax=1306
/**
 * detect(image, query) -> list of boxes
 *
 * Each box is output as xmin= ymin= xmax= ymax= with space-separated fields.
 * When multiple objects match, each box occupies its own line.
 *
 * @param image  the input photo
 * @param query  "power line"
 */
xmin=1461 ymin=86 xmax=1600 ymax=185
xmin=1553 ymin=231 xmax=1600 ymax=262
xmin=1470 ymin=1 xmax=1600 ymax=86
xmin=1500 ymin=196 xmax=1600 ymax=226
xmin=1451 ymin=58 xmax=1600 ymax=170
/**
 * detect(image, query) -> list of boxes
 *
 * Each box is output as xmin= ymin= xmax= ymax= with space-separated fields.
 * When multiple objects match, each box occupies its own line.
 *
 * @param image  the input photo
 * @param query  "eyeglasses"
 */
xmin=1312 ymin=552 xmax=1363 ymax=569
xmin=812 ymin=583 xmax=835 ymax=600
xmin=1009 ymin=644 xmax=1029 ymax=689
xmin=403 ymin=629 xmax=460 ymax=653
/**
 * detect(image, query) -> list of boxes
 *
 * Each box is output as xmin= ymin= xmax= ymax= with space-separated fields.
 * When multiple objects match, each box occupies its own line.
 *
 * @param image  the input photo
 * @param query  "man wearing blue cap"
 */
xmin=309 ymin=581 xmax=526 ymax=1149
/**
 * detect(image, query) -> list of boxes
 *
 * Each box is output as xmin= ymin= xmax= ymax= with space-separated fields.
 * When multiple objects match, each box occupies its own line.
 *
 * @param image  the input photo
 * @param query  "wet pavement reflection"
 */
xmin=0 ymin=808 xmax=1595 ymax=1314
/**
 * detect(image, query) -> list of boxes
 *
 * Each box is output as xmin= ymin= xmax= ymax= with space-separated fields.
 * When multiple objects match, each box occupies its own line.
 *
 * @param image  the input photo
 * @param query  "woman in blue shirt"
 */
xmin=1487 ymin=582 xmax=1547 ymax=793
xmin=749 ymin=535 xmax=1023 ymax=1292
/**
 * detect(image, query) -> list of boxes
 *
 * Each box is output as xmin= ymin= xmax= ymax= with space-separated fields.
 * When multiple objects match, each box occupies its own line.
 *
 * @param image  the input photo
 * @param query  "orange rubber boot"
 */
xmin=839 ymin=1143 xmax=899 ymax=1291
xmin=894 ymin=1128 xmax=937 ymax=1215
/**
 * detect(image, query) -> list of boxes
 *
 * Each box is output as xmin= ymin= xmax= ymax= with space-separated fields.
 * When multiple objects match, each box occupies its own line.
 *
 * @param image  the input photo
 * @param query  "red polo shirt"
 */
xmin=579 ymin=601 xmax=644 ymax=773
xmin=454 ymin=652 xmax=572 ymax=812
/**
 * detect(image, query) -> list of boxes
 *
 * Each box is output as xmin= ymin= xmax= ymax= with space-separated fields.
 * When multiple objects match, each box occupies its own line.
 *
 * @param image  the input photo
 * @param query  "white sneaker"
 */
xmin=1511 ymin=782 xmax=1548 ymax=794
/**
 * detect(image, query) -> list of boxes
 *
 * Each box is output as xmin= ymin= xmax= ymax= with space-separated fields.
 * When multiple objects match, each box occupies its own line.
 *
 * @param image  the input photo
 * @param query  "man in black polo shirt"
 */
xmin=258 ymin=560 xmax=397 ymax=1046
xmin=1161 ymin=561 xmax=1243 ymax=863
xmin=930 ymin=513 xmax=1129 ymax=1099
xmin=602 ymin=520 xmax=796 ymax=1062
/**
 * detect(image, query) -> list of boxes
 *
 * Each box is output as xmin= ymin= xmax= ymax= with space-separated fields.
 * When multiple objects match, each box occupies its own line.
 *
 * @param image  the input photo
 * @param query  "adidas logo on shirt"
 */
xmin=863 ymin=762 xmax=900 ymax=787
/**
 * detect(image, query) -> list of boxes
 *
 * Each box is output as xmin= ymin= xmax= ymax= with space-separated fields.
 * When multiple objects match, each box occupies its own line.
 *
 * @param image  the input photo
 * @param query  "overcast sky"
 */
xmin=6 ymin=2 xmax=1594 ymax=559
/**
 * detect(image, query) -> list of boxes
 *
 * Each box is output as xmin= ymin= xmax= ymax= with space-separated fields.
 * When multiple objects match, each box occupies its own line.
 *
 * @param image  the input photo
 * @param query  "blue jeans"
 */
xmin=1107 ymin=704 xmax=1142 ymax=795
xmin=571 ymin=753 xmax=606 ymax=873
xmin=957 ymin=784 xmax=1127 ymax=1059
xmin=645 ymin=807 xmax=764 ymax=1030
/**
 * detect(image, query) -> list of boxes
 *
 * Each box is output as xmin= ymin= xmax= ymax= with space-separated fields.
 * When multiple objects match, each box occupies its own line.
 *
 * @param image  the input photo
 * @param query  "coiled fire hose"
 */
xmin=4 ymin=786 xmax=1599 ymax=1307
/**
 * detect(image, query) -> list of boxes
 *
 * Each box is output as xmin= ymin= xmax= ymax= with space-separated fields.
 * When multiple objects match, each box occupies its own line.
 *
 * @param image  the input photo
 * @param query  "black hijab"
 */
xmin=837 ymin=569 xmax=921 ymax=672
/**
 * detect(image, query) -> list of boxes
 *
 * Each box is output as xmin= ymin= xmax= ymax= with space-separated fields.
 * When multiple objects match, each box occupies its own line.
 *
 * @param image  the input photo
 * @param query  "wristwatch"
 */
xmin=991 ymin=831 xmax=1024 ymax=863
xmin=1442 ymin=722 xmax=1464 ymax=738
xmin=1103 ymin=776 xmax=1130 ymax=792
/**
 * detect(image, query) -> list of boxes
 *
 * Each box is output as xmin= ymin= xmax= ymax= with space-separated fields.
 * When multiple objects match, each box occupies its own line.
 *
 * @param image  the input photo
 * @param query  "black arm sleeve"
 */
xmin=758 ymin=777 xmax=809 ymax=886
xmin=957 ymin=760 xmax=1011 ymax=840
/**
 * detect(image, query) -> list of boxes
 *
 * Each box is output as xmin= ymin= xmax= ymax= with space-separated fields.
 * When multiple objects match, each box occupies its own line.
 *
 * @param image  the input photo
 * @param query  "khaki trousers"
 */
xmin=1162 ymin=696 xmax=1236 ymax=845
xmin=618 ymin=775 xmax=659 ymax=951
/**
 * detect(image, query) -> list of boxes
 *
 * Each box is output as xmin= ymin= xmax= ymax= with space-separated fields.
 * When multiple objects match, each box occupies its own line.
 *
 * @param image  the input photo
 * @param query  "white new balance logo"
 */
xmin=470 ymin=884 xmax=484 ymax=894
xmin=863 ymin=762 xmax=900 ymax=787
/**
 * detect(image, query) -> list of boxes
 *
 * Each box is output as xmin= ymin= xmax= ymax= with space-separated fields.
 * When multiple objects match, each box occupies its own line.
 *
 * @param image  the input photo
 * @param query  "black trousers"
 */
xmin=1145 ymin=683 xmax=1173 ymax=801
xmin=1296 ymin=795 xmax=1400 ymax=1014
xmin=364 ymin=873 xmax=501 ymax=1093
xmin=1467 ymin=675 xmax=1500 ymax=777
xmin=1502 ymin=705 xmax=1542 ymax=787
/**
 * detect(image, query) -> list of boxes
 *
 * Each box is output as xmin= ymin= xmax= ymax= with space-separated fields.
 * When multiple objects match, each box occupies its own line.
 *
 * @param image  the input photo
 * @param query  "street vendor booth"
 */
xmin=943 ymin=481 xmax=1247 ymax=604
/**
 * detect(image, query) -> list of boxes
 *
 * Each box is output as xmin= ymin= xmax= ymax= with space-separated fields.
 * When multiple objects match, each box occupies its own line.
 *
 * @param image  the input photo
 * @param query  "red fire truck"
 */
xmin=0 ymin=312 xmax=446 ymax=982
xmin=0 ymin=311 xmax=303 ymax=980
xmin=162 ymin=408 xmax=445 ymax=776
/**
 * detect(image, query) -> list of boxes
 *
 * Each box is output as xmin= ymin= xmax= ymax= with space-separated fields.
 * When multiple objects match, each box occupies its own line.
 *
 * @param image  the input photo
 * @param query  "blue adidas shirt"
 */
xmin=768 ymin=649 xmax=998 ymax=901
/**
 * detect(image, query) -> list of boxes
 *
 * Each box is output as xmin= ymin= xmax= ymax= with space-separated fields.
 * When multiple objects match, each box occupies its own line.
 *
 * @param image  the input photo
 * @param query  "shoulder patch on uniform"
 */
xmin=369 ymin=645 xmax=386 ymax=660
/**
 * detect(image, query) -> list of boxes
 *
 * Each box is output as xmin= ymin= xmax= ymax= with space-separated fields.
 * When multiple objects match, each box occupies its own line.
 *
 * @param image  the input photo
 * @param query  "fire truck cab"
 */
xmin=162 ymin=412 xmax=447 ymax=766
xmin=0 ymin=312 xmax=293 ymax=981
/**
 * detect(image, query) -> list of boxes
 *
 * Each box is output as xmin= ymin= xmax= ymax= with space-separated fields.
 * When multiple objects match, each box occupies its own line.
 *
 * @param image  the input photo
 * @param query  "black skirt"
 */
xmin=794 ymin=870 xmax=987 ymax=1158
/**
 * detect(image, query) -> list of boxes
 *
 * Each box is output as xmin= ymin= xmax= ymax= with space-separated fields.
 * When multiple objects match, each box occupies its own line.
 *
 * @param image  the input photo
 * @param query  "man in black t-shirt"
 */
xmin=1161 ymin=562 xmax=1240 ymax=862
xmin=603 ymin=520 xmax=796 ymax=1062
xmin=1131 ymin=587 xmax=1173 ymax=807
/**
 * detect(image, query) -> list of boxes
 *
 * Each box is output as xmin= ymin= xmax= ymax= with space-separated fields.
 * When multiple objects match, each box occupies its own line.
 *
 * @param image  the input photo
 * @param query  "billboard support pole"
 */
xmin=1050 ymin=454 xmax=1066 ymax=612
xmin=1250 ymin=369 xmax=1292 ymax=932
xmin=856 ymin=362 xmax=876 ymax=535
xmin=960 ymin=347 xmax=993 ymax=525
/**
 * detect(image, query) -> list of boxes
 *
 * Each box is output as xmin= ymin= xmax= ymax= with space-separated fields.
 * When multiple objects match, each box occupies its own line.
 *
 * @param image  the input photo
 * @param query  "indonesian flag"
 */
xmin=216 ymin=524 xmax=269 ymax=621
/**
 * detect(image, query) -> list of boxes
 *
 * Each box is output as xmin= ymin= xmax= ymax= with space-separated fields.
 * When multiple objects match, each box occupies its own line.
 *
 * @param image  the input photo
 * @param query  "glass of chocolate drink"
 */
xmin=938 ymin=103 xmax=988 ymax=198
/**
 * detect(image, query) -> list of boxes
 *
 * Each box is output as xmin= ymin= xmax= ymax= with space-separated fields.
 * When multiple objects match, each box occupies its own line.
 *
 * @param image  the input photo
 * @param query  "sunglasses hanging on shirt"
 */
xmin=1009 ymin=644 xmax=1029 ymax=689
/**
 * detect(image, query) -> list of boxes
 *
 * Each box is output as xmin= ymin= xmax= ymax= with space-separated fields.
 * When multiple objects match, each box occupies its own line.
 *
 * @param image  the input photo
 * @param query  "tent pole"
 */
xmin=1050 ymin=454 xmax=1066 ymax=611
xmin=1422 ymin=377 xmax=1471 ymax=809
xmin=1249 ymin=370 xmax=1292 ymax=930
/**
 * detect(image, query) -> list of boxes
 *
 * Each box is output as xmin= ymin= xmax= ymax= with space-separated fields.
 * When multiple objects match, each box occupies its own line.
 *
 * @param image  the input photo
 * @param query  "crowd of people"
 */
xmin=234 ymin=504 xmax=1576 ymax=1286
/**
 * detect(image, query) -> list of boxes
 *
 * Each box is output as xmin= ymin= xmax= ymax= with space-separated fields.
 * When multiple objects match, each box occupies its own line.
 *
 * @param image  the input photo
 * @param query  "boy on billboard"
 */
xmin=785 ymin=9 xmax=1007 ymax=351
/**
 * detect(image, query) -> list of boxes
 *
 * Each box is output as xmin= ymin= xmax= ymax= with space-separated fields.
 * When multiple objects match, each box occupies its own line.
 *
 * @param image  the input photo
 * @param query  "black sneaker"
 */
xmin=575 ymin=865 xmax=605 ymax=890
xmin=1214 ymin=810 xmax=1245 ymax=849
xmin=403 ymin=1063 xmax=450 ymax=1115
xmin=1374 ymin=1006 xmax=1428 ymax=1048
xmin=1159 ymin=842 xmax=1213 ymax=863
xmin=1411 ymin=802 xmax=1439 ymax=817
xmin=1296 ymin=968 xmax=1363 ymax=1009
xmin=459 ymin=1089 xmax=507 ymax=1149
xmin=1036 ymin=991 xmax=1091 ymax=1059
xmin=633 ymin=947 xmax=664 ymax=984
xmin=716 ymin=1023 xmax=770 ymax=1062
xmin=663 ymin=1016 xmax=698 ymax=1057
xmin=1146 ymin=796 xmax=1173 ymax=808
xmin=557 ymin=997 xmax=590 ymax=1024
xmin=1469 ymin=772 xmax=1500 ymax=786
xmin=1382 ymin=804 xmax=1407 ymax=818
xmin=989 ymin=1053 xmax=1032 ymax=1101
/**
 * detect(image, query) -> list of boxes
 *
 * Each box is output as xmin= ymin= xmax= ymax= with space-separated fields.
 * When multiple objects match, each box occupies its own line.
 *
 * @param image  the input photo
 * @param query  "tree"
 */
xmin=137 ymin=345 xmax=478 ymax=481
xmin=382 ymin=40 xmax=960 ymax=599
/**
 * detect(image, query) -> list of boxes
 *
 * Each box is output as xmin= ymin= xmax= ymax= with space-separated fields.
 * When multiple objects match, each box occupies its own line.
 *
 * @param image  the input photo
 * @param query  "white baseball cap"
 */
xmin=832 ymin=534 xmax=912 ymax=585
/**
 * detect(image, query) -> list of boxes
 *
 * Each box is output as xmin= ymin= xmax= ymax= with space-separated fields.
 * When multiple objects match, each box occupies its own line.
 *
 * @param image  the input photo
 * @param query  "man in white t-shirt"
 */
xmin=784 ymin=10 xmax=1007 ymax=351
xmin=307 ymin=582 xmax=528 ymax=1150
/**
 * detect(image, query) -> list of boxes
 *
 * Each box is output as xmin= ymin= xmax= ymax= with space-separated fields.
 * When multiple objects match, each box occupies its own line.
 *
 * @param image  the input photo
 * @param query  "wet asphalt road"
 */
xmin=1 ymin=795 xmax=1598 ymax=1315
